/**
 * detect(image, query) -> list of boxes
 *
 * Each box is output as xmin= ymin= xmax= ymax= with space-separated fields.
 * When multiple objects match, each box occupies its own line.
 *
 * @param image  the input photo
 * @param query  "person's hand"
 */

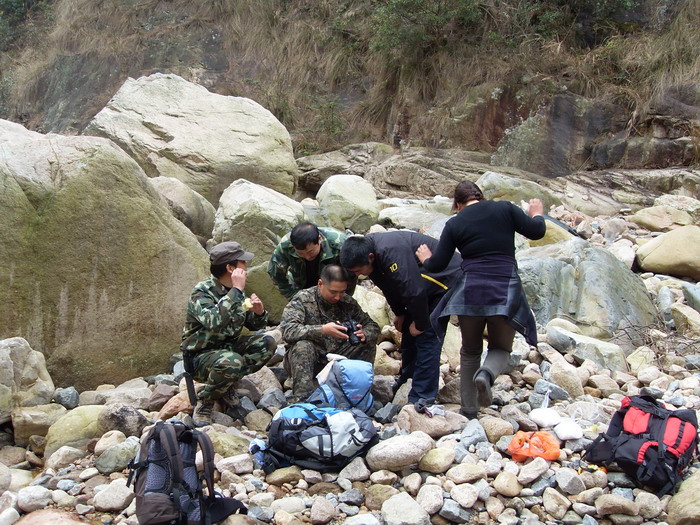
xmin=353 ymin=324 xmax=366 ymax=343
xmin=415 ymin=244 xmax=432 ymax=264
xmin=528 ymin=198 xmax=544 ymax=217
xmin=409 ymin=321 xmax=424 ymax=337
xmin=249 ymin=293 xmax=265 ymax=315
xmin=230 ymin=267 xmax=247 ymax=291
xmin=322 ymin=322 xmax=349 ymax=340
xmin=393 ymin=315 xmax=404 ymax=331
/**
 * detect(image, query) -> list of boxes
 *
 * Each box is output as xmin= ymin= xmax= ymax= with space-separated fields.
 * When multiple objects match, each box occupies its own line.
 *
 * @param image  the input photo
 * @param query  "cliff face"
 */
xmin=1 ymin=0 xmax=698 ymax=175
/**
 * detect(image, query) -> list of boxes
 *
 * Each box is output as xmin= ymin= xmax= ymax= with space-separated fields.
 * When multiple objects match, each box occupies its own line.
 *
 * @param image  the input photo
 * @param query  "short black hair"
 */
xmin=210 ymin=262 xmax=229 ymax=278
xmin=320 ymin=264 xmax=350 ymax=285
xmin=339 ymin=236 xmax=373 ymax=268
xmin=290 ymin=222 xmax=320 ymax=250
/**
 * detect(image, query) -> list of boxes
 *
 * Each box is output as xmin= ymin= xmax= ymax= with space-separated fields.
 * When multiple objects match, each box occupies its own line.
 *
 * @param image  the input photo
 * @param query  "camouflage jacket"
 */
xmin=180 ymin=276 xmax=268 ymax=353
xmin=267 ymin=227 xmax=353 ymax=299
xmin=280 ymin=286 xmax=379 ymax=349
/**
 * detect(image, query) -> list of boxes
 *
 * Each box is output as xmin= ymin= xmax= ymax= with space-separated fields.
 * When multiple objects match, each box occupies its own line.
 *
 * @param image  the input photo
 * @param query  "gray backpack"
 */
xmin=127 ymin=421 xmax=246 ymax=524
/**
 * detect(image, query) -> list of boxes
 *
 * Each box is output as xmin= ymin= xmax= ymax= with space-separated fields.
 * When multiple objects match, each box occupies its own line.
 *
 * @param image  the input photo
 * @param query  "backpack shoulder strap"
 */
xmin=159 ymin=422 xmax=189 ymax=521
xmin=192 ymin=429 xmax=216 ymax=498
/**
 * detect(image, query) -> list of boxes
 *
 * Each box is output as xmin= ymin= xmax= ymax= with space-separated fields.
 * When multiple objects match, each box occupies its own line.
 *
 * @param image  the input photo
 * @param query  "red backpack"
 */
xmin=583 ymin=395 xmax=698 ymax=495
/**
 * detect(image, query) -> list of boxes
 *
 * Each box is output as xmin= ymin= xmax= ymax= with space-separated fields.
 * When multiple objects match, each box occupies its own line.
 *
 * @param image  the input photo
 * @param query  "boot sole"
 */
xmin=474 ymin=374 xmax=492 ymax=407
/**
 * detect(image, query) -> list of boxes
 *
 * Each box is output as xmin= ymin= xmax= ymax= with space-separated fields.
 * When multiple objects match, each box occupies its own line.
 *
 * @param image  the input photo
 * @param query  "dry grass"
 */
xmin=4 ymin=0 xmax=700 ymax=153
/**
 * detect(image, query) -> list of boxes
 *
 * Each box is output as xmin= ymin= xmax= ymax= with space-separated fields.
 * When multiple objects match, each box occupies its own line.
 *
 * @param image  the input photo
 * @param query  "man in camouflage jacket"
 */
xmin=181 ymin=241 xmax=276 ymax=424
xmin=279 ymin=265 xmax=379 ymax=401
xmin=268 ymin=222 xmax=355 ymax=300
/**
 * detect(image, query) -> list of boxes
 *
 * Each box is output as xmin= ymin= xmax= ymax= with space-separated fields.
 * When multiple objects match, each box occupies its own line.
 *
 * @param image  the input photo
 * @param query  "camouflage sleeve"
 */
xmin=190 ymin=287 xmax=246 ymax=331
xmin=244 ymin=309 xmax=269 ymax=331
xmin=267 ymin=246 xmax=299 ymax=299
xmin=346 ymin=299 xmax=380 ymax=347
xmin=279 ymin=295 xmax=324 ymax=344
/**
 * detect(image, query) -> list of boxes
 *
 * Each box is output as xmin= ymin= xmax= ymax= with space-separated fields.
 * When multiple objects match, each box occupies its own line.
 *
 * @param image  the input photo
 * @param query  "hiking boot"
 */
xmin=193 ymin=398 xmax=214 ymax=426
xmin=474 ymin=370 xmax=493 ymax=408
xmin=221 ymin=387 xmax=240 ymax=409
xmin=460 ymin=408 xmax=478 ymax=420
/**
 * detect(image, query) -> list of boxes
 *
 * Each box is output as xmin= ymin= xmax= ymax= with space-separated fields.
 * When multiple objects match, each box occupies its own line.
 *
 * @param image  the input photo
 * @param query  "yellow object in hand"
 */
xmin=243 ymin=298 xmax=254 ymax=311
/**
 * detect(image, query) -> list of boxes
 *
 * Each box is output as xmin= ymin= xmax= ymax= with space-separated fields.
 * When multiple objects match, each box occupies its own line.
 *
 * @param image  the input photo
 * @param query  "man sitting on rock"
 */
xmin=268 ymin=221 xmax=355 ymax=300
xmin=181 ymin=241 xmax=277 ymax=425
xmin=279 ymin=264 xmax=379 ymax=402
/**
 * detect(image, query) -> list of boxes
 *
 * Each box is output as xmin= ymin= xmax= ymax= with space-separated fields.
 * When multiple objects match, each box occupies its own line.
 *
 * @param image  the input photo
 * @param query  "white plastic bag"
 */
xmin=529 ymin=391 xmax=562 ymax=428
xmin=553 ymin=418 xmax=584 ymax=441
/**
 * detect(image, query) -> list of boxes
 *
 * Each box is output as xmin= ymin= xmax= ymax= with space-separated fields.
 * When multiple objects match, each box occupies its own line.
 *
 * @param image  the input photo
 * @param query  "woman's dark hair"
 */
xmin=339 ymin=236 xmax=373 ymax=268
xmin=453 ymin=181 xmax=485 ymax=210
xmin=290 ymin=222 xmax=320 ymax=250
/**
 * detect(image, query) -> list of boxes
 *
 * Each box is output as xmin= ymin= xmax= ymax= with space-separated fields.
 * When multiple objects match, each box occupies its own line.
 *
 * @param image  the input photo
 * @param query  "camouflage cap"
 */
xmin=209 ymin=241 xmax=254 ymax=265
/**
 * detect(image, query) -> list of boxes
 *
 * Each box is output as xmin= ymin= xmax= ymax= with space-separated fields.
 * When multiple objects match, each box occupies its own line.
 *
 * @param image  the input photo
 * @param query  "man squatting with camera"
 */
xmin=279 ymin=264 xmax=380 ymax=402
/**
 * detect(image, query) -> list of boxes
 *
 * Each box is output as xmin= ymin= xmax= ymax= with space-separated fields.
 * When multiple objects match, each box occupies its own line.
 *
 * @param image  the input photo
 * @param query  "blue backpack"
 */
xmin=263 ymin=403 xmax=378 ymax=473
xmin=306 ymin=359 xmax=374 ymax=414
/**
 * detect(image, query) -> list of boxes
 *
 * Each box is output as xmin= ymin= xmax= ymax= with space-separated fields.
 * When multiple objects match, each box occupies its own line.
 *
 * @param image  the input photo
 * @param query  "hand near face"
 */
xmin=230 ymin=267 xmax=247 ymax=291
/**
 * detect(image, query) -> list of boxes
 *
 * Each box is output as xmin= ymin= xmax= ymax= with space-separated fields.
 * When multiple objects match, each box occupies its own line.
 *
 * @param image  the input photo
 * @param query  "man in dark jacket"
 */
xmin=340 ymin=232 xmax=461 ymax=406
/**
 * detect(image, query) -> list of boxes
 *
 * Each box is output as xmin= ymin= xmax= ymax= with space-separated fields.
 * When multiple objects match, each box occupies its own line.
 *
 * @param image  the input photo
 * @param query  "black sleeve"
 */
xmin=509 ymin=203 xmax=546 ymax=240
xmin=379 ymin=244 xmax=431 ymax=332
xmin=422 ymin=220 xmax=457 ymax=273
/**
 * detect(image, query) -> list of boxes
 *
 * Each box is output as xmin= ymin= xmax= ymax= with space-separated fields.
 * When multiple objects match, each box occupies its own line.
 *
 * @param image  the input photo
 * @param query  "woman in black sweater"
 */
xmin=416 ymin=181 xmax=545 ymax=418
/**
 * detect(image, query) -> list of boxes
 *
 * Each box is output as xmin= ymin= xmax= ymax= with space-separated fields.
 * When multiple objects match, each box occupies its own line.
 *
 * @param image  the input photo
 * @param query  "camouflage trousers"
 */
xmin=192 ymin=333 xmax=276 ymax=401
xmin=284 ymin=340 xmax=376 ymax=400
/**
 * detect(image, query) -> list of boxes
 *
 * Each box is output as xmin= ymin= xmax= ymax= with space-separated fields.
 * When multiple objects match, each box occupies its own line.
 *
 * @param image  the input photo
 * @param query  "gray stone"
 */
xmin=439 ymin=498 xmax=471 ymax=523
xmin=53 ymin=387 xmax=80 ymax=409
xmin=682 ymin=283 xmax=700 ymax=313
xmin=595 ymin=494 xmax=639 ymax=516
xmin=338 ymin=503 xmax=359 ymax=516
xmin=93 ymin=478 xmax=135 ymax=512
xmin=344 ymin=513 xmax=381 ymax=525
xmin=534 ymin=379 xmax=570 ymax=401
xmin=97 ymin=402 xmax=149 ymax=437
xmin=460 ymin=418 xmax=488 ymax=448
xmin=257 ymin=387 xmax=287 ymax=410
xmin=95 ymin=436 xmax=140 ymax=475
xmin=543 ymin=487 xmax=571 ymax=520
xmin=17 ymin=485 xmax=52 ymax=512
xmin=416 ymin=484 xmax=443 ymax=515
xmin=518 ymin=457 xmax=550 ymax=484
xmin=556 ymin=468 xmax=586 ymax=495
xmin=382 ymin=492 xmax=430 ymax=525
xmin=366 ymin=431 xmax=434 ymax=471
xmin=339 ymin=488 xmax=364 ymax=506
xmin=248 ymin=506 xmax=274 ymax=522
xmin=374 ymin=403 xmax=401 ymax=424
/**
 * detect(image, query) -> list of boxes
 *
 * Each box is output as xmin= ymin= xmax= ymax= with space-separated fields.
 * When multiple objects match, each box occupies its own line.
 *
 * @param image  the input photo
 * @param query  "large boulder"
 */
xmin=148 ymin=176 xmax=216 ymax=241
xmin=476 ymin=172 xmax=561 ymax=211
xmin=84 ymin=73 xmax=297 ymax=203
xmin=11 ymin=403 xmax=67 ymax=447
xmin=628 ymin=205 xmax=694 ymax=231
xmin=0 ymin=120 xmax=208 ymax=389
xmin=211 ymin=179 xmax=307 ymax=321
xmin=0 ymin=338 xmax=54 ymax=424
xmin=636 ymin=225 xmax=700 ymax=280
xmin=518 ymin=238 xmax=657 ymax=345
xmin=316 ymin=175 xmax=380 ymax=233
xmin=44 ymin=405 xmax=106 ymax=459
xmin=669 ymin=469 xmax=700 ymax=525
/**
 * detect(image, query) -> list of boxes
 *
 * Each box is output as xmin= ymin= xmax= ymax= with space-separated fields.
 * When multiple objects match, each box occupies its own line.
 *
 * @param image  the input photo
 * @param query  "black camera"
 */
xmin=340 ymin=318 xmax=361 ymax=345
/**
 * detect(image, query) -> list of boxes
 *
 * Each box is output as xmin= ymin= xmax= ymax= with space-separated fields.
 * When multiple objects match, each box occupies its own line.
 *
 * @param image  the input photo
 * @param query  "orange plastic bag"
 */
xmin=507 ymin=431 xmax=561 ymax=462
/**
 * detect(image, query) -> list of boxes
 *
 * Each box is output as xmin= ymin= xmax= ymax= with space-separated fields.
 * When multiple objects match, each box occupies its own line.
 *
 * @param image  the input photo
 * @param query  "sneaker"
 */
xmin=460 ymin=408 xmax=478 ymax=420
xmin=474 ymin=370 xmax=493 ymax=408
xmin=193 ymin=398 xmax=214 ymax=426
